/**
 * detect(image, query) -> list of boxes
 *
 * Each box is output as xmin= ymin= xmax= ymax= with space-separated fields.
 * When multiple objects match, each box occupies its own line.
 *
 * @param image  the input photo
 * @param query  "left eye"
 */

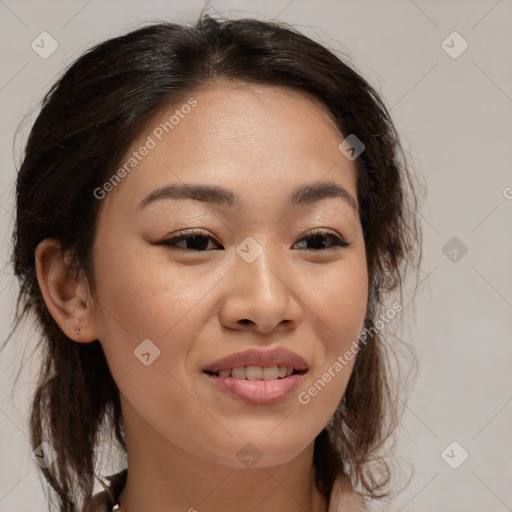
xmin=295 ymin=232 xmax=349 ymax=250
xmin=157 ymin=230 xmax=349 ymax=251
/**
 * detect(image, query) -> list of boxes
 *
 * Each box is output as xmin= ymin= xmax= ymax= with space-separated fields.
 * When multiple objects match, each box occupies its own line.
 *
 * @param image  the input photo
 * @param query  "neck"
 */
xmin=116 ymin=404 xmax=328 ymax=512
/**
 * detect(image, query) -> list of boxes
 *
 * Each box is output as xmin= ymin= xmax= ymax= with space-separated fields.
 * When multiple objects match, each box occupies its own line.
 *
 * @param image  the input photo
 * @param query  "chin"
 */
xmin=197 ymin=432 xmax=314 ymax=469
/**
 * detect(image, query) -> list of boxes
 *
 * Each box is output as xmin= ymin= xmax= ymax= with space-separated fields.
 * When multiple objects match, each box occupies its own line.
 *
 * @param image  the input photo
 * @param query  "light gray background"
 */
xmin=1 ymin=1 xmax=511 ymax=511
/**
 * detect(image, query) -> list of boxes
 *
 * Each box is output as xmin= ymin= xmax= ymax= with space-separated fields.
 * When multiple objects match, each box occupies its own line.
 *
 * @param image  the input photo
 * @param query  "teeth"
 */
xmin=262 ymin=366 xmax=279 ymax=380
xmin=215 ymin=365 xmax=296 ymax=380
xmin=231 ymin=367 xmax=246 ymax=379
xmin=246 ymin=366 xmax=263 ymax=380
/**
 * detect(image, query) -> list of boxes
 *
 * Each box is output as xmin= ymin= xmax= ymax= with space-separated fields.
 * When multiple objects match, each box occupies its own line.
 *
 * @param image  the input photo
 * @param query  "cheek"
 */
xmin=307 ymin=256 xmax=368 ymax=340
xmin=92 ymin=236 xmax=228 ymax=387
xmin=296 ymin=257 xmax=367 ymax=415
xmin=92 ymin=235 xmax=191 ymax=338
xmin=92 ymin=247 xmax=202 ymax=438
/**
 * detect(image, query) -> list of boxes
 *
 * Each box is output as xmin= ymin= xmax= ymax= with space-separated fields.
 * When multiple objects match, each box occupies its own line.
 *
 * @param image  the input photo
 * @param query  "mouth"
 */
xmin=204 ymin=366 xmax=307 ymax=380
xmin=203 ymin=347 xmax=308 ymax=374
xmin=203 ymin=369 xmax=307 ymax=404
xmin=202 ymin=348 xmax=309 ymax=404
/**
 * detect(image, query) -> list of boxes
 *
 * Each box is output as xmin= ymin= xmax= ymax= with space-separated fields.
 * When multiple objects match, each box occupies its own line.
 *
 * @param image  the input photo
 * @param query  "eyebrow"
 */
xmin=138 ymin=180 xmax=358 ymax=212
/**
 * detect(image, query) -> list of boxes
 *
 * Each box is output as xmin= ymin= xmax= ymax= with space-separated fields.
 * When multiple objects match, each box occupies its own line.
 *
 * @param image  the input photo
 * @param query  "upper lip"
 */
xmin=203 ymin=348 xmax=308 ymax=373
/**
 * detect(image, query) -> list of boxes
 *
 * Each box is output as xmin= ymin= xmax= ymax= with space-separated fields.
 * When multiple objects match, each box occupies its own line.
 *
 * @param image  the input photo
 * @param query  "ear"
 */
xmin=35 ymin=238 xmax=99 ymax=343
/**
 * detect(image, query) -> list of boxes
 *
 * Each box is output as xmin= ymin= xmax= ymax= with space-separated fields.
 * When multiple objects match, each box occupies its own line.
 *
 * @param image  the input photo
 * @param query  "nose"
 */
xmin=218 ymin=241 xmax=303 ymax=335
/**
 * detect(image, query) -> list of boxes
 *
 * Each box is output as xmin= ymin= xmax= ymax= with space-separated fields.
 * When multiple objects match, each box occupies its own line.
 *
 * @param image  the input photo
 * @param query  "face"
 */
xmin=89 ymin=81 xmax=368 ymax=468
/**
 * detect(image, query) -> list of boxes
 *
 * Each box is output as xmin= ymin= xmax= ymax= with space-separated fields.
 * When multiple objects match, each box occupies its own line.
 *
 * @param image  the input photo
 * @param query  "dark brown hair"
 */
xmin=4 ymin=13 xmax=422 ymax=512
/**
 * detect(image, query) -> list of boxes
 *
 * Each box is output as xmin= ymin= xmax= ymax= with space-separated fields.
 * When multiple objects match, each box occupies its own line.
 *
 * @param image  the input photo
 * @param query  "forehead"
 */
xmin=99 ymin=81 xmax=357 ymax=217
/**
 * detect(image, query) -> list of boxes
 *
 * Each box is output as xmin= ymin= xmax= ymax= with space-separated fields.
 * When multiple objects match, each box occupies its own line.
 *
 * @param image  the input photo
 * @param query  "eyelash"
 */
xmin=157 ymin=228 xmax=350 ymax=252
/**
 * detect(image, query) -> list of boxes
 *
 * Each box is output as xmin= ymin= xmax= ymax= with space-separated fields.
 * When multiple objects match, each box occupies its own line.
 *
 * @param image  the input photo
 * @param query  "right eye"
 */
xmin=157 ymin=229 xmax=223 ymax=251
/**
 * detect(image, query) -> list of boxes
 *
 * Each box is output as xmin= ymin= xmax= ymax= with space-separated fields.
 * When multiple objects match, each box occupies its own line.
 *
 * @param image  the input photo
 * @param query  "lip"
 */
xmin=203 ymin=348 xmax=308 ymax=373
xmin=203 ymin=348 xmax=308 ymax=405
xmin=205 ymin=372 xmax=305 ymax=404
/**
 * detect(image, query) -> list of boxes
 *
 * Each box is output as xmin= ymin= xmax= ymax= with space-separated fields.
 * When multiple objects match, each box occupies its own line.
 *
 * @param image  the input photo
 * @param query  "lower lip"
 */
xmin=204 ymin=372 xmax=305 ymax=404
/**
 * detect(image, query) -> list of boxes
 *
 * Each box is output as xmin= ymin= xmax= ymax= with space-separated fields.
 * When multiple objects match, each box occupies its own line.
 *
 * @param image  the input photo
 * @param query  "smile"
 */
xmin=204 ymin=365 xmax=306 ymax=380
xmin=204 ymin=367 xmax=308 ymax=405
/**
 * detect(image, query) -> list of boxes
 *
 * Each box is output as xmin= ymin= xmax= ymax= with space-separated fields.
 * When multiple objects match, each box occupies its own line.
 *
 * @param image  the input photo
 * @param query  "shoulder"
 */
xmin=328 ymin=474 xmax=368 ymax=512
xmin=83 ymin=489 xmax=111 ymax=512
xmin=83 ymin=470 xmax=127 ymax=512
xmin=328 ymin=475 xmax=400 ymax=512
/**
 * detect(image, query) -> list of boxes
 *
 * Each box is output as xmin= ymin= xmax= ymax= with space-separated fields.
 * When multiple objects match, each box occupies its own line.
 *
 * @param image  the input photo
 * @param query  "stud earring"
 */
xmin=75 ymin=326 xmax=81 ymax=335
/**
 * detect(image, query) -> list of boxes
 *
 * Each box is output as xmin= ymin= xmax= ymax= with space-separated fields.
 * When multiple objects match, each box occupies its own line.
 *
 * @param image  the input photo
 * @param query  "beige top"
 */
xmin=83 ymin=470 xmax=370 ymax=512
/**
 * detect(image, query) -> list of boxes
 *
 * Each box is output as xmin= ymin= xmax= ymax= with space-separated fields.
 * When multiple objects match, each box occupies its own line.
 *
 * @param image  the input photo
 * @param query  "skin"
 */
xmin=35 ymin=81 xmax=368 ymax=511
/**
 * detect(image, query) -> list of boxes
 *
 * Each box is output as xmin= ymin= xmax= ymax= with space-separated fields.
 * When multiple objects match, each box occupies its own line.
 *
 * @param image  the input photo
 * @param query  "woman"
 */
xmin=7 ymin=13 xmax=421 ymax=512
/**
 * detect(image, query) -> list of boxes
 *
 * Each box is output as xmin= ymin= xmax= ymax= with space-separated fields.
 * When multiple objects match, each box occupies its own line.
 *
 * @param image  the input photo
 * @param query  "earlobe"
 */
xmin=35 ymin=238 xmax=98 ymax=343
